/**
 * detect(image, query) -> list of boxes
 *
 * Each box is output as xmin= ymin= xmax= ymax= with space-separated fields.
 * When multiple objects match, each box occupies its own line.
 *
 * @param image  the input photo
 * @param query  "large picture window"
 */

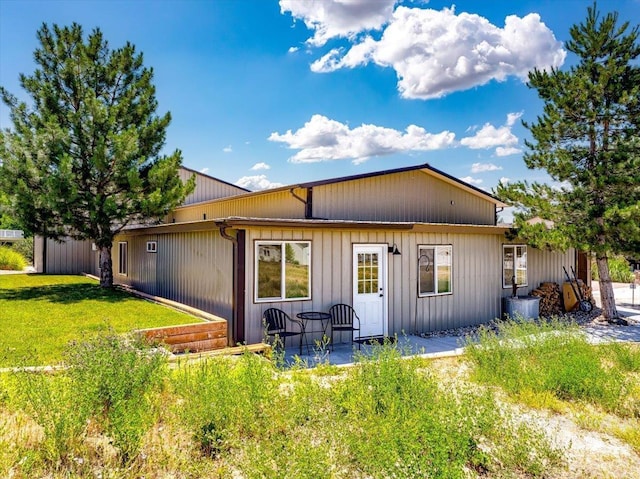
xmin=418 ymin=245 xmax=452 ymax=296
xmin=503 ymin=244 xmax=527 ymax=288
xmin=255 ymin=241 xmax=311 ymax=302
xmin=118 ymin=242 xmax=128 ymax=276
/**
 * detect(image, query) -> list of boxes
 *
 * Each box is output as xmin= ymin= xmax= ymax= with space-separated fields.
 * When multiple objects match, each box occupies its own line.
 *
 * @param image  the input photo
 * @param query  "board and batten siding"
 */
xmin=114 ymin=230 xmax=234 ymax=336
xmin=502 ymin=245 xmax=575 ymax=298
xmin=34 ymin=237 xmax=98 ymax=275
xmin=241 ymin=227 xmax=576 ymax=345
xmin=312 ymin=170 xmax=496 ymax=225
xmin=169 ymin=188 xmax=306 ymax=223
xmin=179 ymin=168 xmax=247 ymax=205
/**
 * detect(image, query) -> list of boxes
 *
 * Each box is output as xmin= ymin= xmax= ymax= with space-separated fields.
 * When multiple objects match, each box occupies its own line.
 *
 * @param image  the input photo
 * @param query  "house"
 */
xmin=34 ymin=163 xmax=581 ymax=346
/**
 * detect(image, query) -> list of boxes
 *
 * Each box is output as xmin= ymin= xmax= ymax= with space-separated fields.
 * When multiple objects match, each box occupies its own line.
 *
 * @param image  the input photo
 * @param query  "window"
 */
xmin=418 ymin=245 xmax=452 ymax=296
xmin=118 ymin=242 xmax=128 ymax=276
xmin=146 ymin=241 xmax=157 ymax=253
xmin=503 ymin=244 xmax=527 ymax=288
xmin=357 ymin=252 xmax=379 ymax=294
xmin=255 ymin=241 xmax=311 ymax=302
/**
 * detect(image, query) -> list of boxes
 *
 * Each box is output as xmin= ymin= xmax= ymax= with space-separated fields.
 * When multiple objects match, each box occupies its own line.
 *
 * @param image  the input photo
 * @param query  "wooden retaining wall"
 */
xmin=139 ymin=321 xmax=228 ymax=353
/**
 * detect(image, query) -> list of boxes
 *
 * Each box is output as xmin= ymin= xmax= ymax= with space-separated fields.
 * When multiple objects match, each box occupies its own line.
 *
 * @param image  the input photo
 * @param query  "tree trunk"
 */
xmin=99 ymin=245 xmax=114 ymax=288
xmin=596 ymin=253 xmax=618 ymax=321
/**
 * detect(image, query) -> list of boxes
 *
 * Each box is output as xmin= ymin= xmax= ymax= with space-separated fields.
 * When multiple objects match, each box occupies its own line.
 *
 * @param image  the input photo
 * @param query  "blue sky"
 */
xmin=1 ymin=0 xmax=639 ymax=214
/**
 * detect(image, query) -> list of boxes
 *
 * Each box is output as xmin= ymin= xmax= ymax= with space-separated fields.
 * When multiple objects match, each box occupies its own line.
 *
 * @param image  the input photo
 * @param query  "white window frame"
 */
xmin=418 ymin=245 xmax=453 ymax=297
xmin=146 ymin=241 xmax=157 ymax=253
xmin=118 ymin=241 xmax=128 ymax=276
xmin=254 ymin=240 xmax=311 ymax=303
xmin=503 ymin=244 xmax=528 ymax=288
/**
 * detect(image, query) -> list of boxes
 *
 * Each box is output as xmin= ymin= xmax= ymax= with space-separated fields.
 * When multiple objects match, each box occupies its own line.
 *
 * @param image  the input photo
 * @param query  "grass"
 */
xmin=0 ymin=274 xmax=201 ymax=367
xmin=465 ymin=318 xmax=640 ymax=418
xmin=464 ymin=319 xmax=640 ymax=471
xmin=1 ymin=337 xmax=565 ymax=478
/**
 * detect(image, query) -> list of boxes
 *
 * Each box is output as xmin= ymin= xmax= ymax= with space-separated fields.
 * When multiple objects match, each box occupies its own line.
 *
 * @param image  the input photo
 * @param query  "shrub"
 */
xmin=592 ymin=255 xmax=634 ymax=283
xmin=0 ymin=245 xmax=26 ymax=271
xmin=10 ymin=237 xmax=33 ymax=264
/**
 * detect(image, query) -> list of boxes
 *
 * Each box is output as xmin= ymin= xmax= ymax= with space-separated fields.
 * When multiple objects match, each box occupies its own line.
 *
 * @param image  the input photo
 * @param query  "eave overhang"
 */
xmin=117 ymin=217 xmax=510 ymax=236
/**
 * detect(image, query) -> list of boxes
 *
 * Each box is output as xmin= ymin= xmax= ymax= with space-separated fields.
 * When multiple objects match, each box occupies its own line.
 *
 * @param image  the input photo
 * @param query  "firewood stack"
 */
xmin=530 ymin=282 xmax=563 ymax=316
xmin=575 ymin=280 xmax=594 ymax=307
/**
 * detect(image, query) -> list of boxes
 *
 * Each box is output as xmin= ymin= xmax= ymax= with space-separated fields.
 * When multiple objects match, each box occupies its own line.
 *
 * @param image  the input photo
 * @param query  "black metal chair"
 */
xmin=263 ymin=308 xmax=305 ymax=355
xmin=329 ymin=304 xmax=361 ymax=350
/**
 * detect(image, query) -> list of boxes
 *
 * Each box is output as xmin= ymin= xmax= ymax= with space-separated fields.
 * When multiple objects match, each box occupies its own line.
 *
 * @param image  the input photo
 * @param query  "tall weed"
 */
xmin=173 ymin=351 xmax=280 ymax=456
xmin=13 ymin=372 xmax=88 ymax=468
xmin=331 ymin=345 xmax=562 ymax=477
xmin=64 ymin=332 xmax=168 ymax=464
xmin=466 ymin=318 xmax=632 ymax=415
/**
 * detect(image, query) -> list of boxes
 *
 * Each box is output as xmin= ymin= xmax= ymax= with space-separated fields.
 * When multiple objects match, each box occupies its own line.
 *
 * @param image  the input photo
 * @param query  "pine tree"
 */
xmin=497 ymin=5 xmax=640 ymax=321
xmin=0 ymin=23 xmax=194 ymax=287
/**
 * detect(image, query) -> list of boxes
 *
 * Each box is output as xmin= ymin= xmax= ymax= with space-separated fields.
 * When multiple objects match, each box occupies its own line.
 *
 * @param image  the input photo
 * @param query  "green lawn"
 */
xmin=0 ymin=274 xmax=202 ymax=367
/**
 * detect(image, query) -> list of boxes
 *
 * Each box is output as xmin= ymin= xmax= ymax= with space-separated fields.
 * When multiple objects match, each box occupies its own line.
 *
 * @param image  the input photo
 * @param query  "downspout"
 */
xmin=495 ymin=206 xmax=504 ymax=225
xmin=289 ymin=187 xmax=313 ymax=219
xmin=218 ymin=224 xmax=245 ymax=345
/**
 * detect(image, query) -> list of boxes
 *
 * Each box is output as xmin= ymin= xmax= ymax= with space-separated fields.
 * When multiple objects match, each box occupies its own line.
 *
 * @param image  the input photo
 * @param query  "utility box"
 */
xmin=562 ymin=282 xmax=579 ymax=311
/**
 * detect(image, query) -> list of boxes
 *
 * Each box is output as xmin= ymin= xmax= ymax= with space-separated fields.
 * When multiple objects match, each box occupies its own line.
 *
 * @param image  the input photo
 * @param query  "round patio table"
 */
xmin=297 ymin=311 xmax=331 ymax=352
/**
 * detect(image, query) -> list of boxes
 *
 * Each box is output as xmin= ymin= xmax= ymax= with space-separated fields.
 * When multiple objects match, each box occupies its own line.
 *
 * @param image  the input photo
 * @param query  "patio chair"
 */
xmin=329 ymin=304 xmax=361 ymax=351
xmin=263 ymin=308 xmax=305 ymax=355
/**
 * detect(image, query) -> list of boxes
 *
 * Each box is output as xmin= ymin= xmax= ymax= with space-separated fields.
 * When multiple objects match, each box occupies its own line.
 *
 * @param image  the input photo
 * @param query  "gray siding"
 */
xmin=34 ymin=237 xmax=98 ymax=275
xmin=312 ymin=170 xmax=496 ymax=225
xmin=179 ymin=168 xmax=247 ymax=205
xmin=114 ymin=230 xmax=234 ymax=328
xmin=241 ymin=227 xmax=575 ymax=344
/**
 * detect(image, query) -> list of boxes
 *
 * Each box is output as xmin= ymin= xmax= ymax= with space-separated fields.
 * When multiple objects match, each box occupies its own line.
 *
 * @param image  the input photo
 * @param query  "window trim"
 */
xmin=418 ymin=244 xmax=453 ymax=297
xmin=254 ymin=240 xmax=312 ymax=303
xmin=146 ymin=241 xmax=157 ymax=253
xmin=118 ymin=241 xmax=128 ymax=276
xmin=502 ymin=244 xmax=528 ymax=288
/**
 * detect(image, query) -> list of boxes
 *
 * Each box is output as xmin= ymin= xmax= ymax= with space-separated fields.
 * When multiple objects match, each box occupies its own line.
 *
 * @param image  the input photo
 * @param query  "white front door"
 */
xmin=353 ymin=244 xmax=387 ymax=338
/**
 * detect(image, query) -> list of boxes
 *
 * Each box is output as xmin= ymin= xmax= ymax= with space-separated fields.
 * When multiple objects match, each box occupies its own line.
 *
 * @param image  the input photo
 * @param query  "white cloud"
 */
xmin=460 ymin=176 xmax=483 ymax=185
xmin=506 ymin=111 xmax=523 ymax=126
xmin=268 ymin=114 xmax=455 ymax=163
xmin=471 ymin=162 xmax=502 ymax=173
xmin=461 ymin=124 xmax=517 ymax=149
xmin=499 ymin=176 xmax=511 ymax=184
xmin=280 ymin=0 xmax=397 ymax=47
xmin=307 ymin=6 xmax=565 ymax=99
xmin=288 ymin=46 xmax=299 ymax=53
xmin=495 ymin=146 xmax=522 ymax=157
xmin=250 ymin=162 xmax=271 ymax=171
xmin=461 ymin=112 xmax=522 ymax=156
xmin=223 ymin=145 xmax=233 ymax=153
xmin=200 ymin=167 xmax=209 ymax=174
xmin=235 ymin=175 xmax=284 ymax=191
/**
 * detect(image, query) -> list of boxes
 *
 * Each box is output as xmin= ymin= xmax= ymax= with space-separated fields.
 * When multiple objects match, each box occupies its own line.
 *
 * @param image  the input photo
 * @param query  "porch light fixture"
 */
xmin=388 ymin=243 xmax=401 ymax=255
